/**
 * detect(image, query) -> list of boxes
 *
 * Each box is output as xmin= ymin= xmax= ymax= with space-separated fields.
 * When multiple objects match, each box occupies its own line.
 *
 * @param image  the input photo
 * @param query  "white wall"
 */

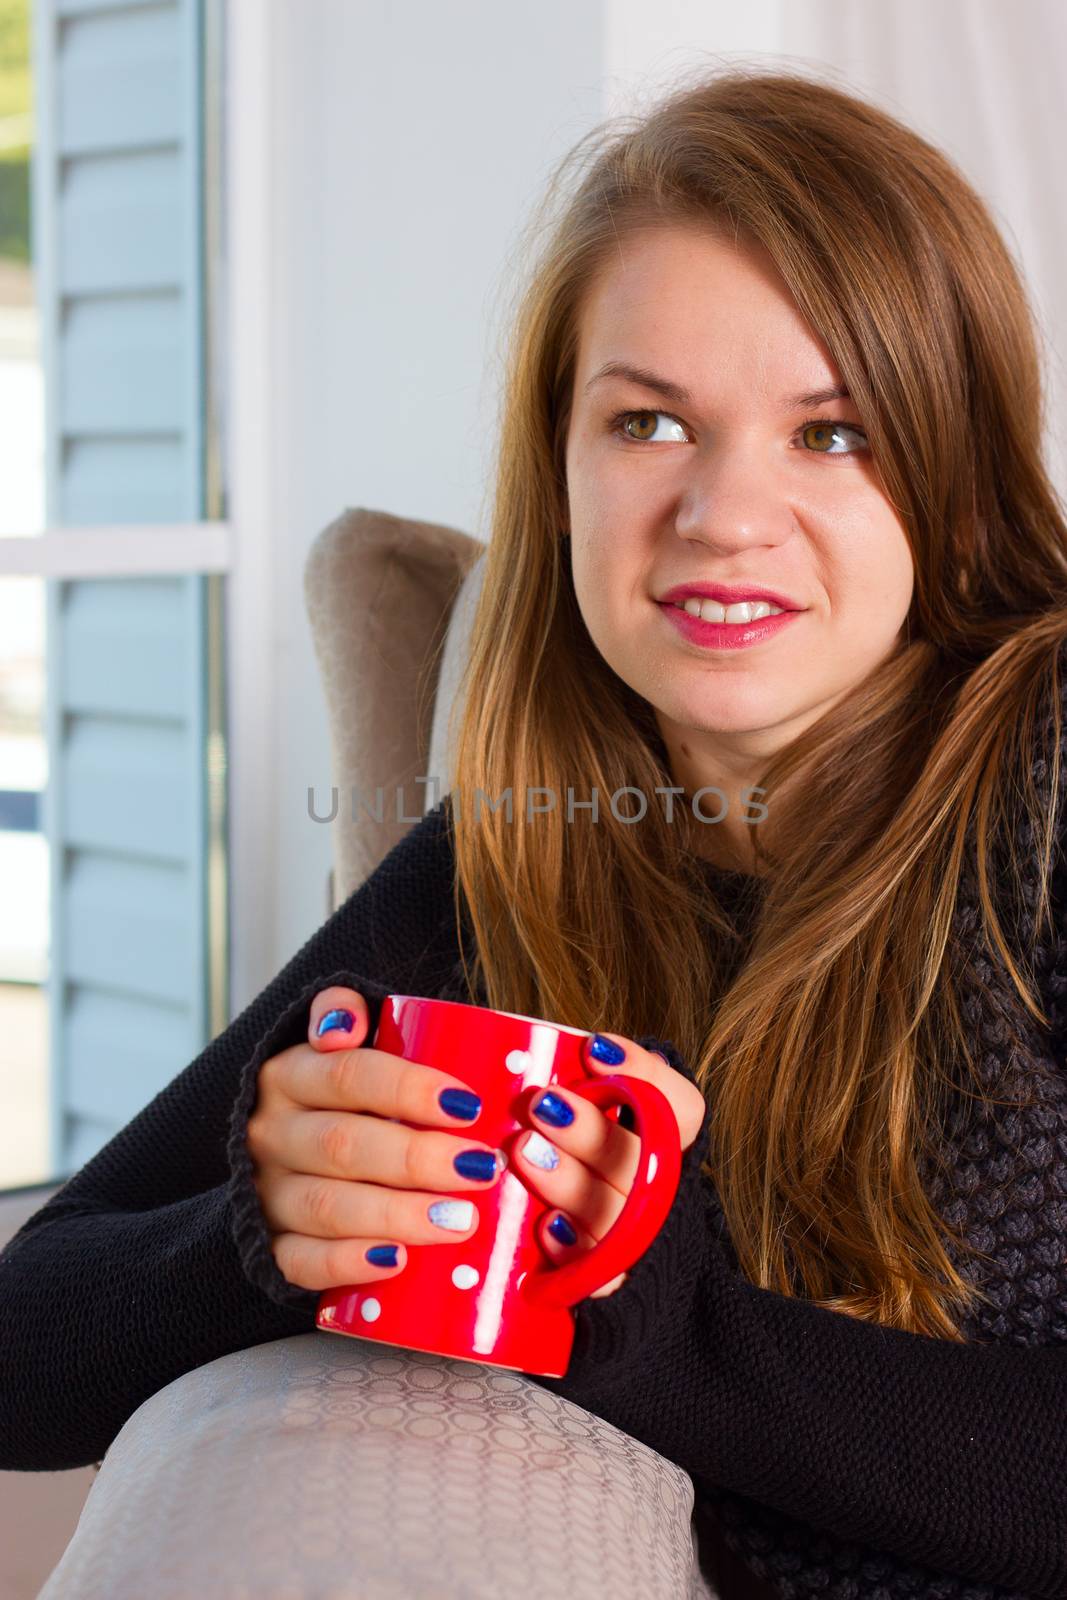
xmin=226 ymin=0 xmax=606 ymax=1008
xmin=228 ymin=0 xmax=1066 ymax=1006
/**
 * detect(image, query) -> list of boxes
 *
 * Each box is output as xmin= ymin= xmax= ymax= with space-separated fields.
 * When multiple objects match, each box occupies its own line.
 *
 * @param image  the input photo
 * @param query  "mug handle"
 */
xmin=519 ymin=1073 xmax=682 ymax=1311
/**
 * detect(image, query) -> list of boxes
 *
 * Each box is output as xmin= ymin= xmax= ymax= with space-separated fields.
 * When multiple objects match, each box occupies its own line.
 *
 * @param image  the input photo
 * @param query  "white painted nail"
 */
xmin=521 ymin=1131 xmax=560 ymax=1171
xmin=429 ymin=1199 xmax=476 ymax=1231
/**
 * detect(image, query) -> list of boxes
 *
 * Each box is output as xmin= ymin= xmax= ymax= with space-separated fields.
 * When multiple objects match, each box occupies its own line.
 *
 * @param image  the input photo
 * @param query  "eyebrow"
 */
xmin=583 ymin=360 xmax=851 ymax=412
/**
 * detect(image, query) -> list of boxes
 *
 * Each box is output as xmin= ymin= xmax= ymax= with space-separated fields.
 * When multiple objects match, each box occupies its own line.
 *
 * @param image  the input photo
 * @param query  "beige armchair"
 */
xmin=302 ymin=505 xmax=487 ymax=907
xmin=31 ymin=508 xmax=731 ymax=1600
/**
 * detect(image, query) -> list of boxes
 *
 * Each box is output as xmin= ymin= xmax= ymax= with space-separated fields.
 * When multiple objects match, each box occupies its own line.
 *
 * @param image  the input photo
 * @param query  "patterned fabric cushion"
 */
xmin=38 ymin=1331 xmax=720 ymax=1599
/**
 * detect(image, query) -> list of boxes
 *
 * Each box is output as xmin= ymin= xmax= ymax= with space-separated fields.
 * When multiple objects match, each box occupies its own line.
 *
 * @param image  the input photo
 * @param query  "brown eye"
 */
xmin=615 ymin=409 xmax=688 ymax=443
xmin=800 ymin=421 xmax=867 ymax=455
xmin=624 ymin=411 xmax=660 ymax=441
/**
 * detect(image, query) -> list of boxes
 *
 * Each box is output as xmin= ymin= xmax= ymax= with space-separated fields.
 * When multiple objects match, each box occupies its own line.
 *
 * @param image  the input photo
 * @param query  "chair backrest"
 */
xmin=303 ymin=506 xmax=485 ymax=905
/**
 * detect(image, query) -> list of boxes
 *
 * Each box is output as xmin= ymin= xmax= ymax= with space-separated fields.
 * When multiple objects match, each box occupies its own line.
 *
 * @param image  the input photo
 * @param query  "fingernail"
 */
xmin=365 ymin=1244 xmax=399 ymax=1266
xmin=428 ymin=1199 xmax=475 ymax=1231
xmin=439 ymin=1088 xmax=482 ymax=1120
xmin=532 ymin=1091 xmax=574 ymax=1128
xmin=521 ymin=1131 xmax=559 ymax=1171
xmin=548 ymin=1213 xmax=577 ymax=1246
xmin=316 ymin=1008 xmax=354 ymax=1037
xmin=588 ymin=1033 xmax=625 ymax=1065
xmin=453 ymin=1149 xmax=500 ymax=1181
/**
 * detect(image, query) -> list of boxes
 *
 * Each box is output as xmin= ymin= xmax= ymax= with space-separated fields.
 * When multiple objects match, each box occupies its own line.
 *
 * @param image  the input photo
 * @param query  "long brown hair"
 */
xmin=435 ymin=65 xmax=1067 ymax=1338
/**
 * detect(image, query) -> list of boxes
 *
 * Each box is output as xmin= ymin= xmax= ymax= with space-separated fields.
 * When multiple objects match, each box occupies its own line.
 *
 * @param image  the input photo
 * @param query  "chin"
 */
xmin=664 ymin=693 xmax=778 ymax=735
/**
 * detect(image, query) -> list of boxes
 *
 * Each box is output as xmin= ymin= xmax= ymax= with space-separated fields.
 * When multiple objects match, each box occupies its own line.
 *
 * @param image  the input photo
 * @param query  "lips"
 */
xmin=659 ymin=602 xmax=800 ymax=651
xmin=657 ymin=581 xmax=802 ymax=612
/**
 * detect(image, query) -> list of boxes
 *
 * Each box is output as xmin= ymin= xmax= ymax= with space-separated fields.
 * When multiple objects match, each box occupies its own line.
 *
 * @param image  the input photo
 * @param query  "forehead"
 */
xmin=573 ymin=223 xmax=837 ymax=397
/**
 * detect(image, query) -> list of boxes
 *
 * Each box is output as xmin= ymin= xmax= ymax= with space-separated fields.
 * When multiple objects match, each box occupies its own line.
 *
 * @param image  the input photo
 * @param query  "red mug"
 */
xmin=316 ymin=994 xmax=683 ymax=1377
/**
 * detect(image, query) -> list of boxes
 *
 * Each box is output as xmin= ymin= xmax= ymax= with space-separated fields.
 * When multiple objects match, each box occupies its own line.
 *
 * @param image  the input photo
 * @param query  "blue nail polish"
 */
xmin=532 ymin=1091 xmax=574 ymax=1128
xmin=454 ymin=1149 xmax=499 ymax=1181
xmin=439 ymin=1088 xmax=482 ymax=1120
xmin=589 ymin=1033 xmax=625 ymax=1065
xmin=548 ymin=1213 xmax=577 ymax=1246
xmin=366 ymin=1244 xmax=398 ymax=1266
xmin=317 ymin=1008 xmax=355 ymax=1036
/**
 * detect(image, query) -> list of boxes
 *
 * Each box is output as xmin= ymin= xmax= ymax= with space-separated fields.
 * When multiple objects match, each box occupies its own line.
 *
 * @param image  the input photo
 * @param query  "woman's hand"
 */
xmin=508 ymin=1031 xmax=708 ymax=1299
xmin=247 ymin=986 xmax=509 ymax=1292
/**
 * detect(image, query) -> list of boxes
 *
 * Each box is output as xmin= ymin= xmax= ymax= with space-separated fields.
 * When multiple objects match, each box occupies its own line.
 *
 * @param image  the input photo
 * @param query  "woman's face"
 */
xmin=563 ymin=223 xmax=915 ymax=810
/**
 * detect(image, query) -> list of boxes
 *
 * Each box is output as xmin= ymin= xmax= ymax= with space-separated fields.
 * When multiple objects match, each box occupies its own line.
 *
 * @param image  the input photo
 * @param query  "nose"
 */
xmin=673 ymin=442 xmax=794 ymax=553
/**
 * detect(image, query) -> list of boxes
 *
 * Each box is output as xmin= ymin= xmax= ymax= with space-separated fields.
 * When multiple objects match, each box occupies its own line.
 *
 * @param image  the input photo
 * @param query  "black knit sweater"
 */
xmin=1 ymin=789 xmax=1065 ymax=1599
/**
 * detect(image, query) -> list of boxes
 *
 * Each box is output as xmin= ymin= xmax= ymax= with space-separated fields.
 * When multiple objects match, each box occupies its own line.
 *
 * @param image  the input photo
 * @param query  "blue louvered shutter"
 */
xmin=36 ymin=0 xmax=212 ymax=1175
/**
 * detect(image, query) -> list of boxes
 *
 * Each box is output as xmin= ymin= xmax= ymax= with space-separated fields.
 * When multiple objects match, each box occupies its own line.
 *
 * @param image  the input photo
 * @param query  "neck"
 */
xmin=687 ymin=831 xmax=765 ymax=878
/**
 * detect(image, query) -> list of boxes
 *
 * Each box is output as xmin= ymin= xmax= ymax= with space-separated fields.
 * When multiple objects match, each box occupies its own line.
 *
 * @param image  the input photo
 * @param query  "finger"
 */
xmin=272 ymin=1231 xmax=409 ymax=1293
xmin=308 ymin=987 xmax=373 ymax=1050
xmin=518 ymin=1083 xmax=640 ymax=1197
xmin=263 ymin=1168 xmax=485 ymax=1249
xmin=255 ymin=1106 xmax=507 ymax=1191
xmin=507 ymin=1125 xmax=626 ymax=1242
xmin=582 ymin=1031 xmax=708 ymax=1147
xmin=269 ymin=1036 xmax=485 ymax=1130
xmin=538 ymin=1209 xmax=628 ymax=1300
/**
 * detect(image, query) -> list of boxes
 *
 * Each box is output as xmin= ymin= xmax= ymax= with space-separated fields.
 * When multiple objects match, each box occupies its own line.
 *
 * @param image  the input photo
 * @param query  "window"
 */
xmin=0 ymin=0 xmax=47 ymax=1187
xmin=0 ymin=0 xmax=229 ymax=1195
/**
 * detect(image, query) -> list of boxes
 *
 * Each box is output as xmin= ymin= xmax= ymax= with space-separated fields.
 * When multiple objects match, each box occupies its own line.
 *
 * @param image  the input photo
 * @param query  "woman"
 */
xmin=3 ymin=66 xmax=1066 ymax=1599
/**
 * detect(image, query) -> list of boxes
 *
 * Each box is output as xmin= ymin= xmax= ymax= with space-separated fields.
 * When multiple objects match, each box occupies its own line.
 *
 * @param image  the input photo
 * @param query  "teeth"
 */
xmin=675 ymin=598 xmax=785 ymax=623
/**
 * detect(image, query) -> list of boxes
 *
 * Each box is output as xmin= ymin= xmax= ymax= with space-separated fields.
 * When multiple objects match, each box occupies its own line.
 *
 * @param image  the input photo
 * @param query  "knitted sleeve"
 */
xmin=532 ymin=1038 xmax=1067 ymax=1600
xmin=0 ymin=800 xmax=464 ymax=1472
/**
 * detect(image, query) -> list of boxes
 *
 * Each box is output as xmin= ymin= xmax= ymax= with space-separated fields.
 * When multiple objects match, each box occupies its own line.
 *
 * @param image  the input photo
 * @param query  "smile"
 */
xmin=657 ymin=600 xmax=801 ymax=651
xmin=672 ymin=597 xmax=785 ymax=623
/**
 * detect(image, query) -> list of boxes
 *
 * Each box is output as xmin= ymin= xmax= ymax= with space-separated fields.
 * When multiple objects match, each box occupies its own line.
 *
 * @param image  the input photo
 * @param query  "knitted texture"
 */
xmin=1 ymin=781 xmax=1065 ymax=1598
